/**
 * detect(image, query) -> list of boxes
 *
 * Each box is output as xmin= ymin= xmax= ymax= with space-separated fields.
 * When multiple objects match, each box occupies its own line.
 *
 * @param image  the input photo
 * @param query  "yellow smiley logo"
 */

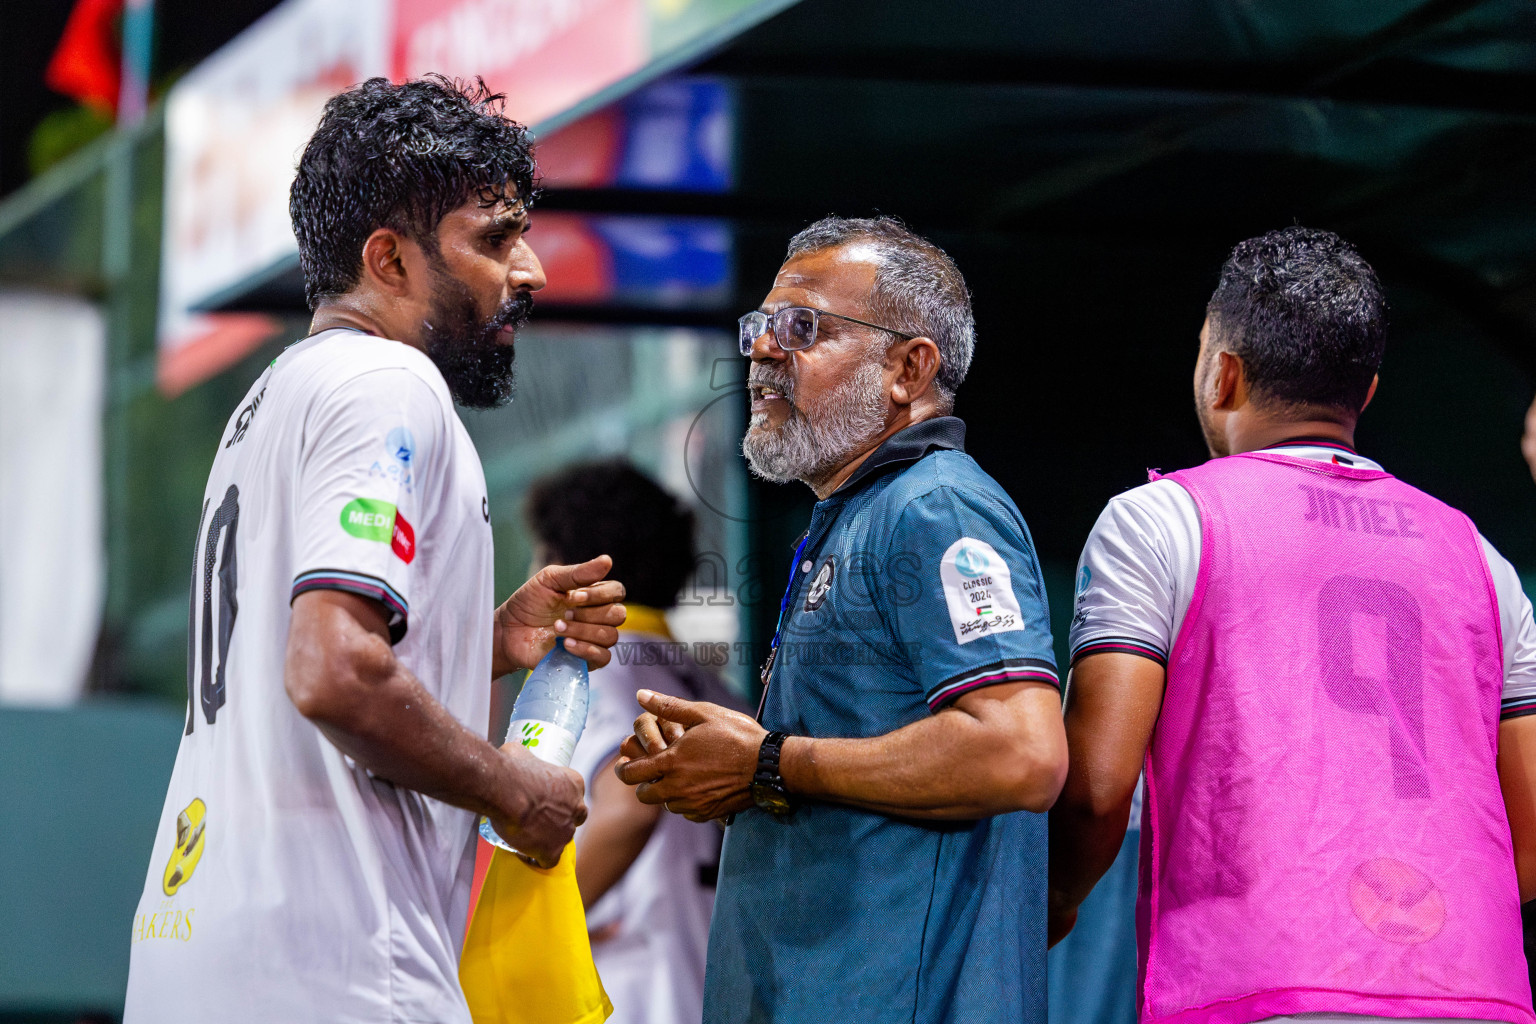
xmin=162 ymin=798 xmax=207 ymax=896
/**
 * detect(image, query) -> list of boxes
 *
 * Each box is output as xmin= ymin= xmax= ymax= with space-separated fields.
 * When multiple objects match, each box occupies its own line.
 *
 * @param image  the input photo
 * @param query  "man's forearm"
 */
xmin=1047 ymin=652 xmax=1165 ymax=939
xmin=295 ymin=652 xmax=521 ymax=823
xmin=575 ymin=759 xmax=662 ymax=908
xmin=309 ymin=665 xmax=518 ymax=821
xmin=1498 ymin=716 xmax=1536 ymax=902
xmin=779 ymin=684 xmax=1065 ymax=820
xmin=1048 ymin=789 xmax=1133 ymax=922
xmin=286 ymin=592 xmax=522 ymax=823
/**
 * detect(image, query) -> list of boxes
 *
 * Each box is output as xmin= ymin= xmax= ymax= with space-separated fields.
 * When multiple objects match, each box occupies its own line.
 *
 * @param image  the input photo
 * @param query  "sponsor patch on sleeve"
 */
xmin=940 ymin=538 xmax=1025 ymax=645
xmin=340 ymin=497 xmax=396 ymax=542
xmin=391 ymin=512 xmax=415 ymax=564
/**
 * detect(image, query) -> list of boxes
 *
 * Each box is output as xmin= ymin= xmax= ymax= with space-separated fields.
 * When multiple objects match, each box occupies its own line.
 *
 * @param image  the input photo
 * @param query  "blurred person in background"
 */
xmin=1052 ymin=227 xmax=1536 ymax=1024
xmin=525 ymin=459 xmax=745 ymax=1024
xmin=617 ymin=216 xmax=1068 ymax=1023
xmin=124 ymin=77 xmax=626 ymax=1024
xmin=1523 ymin=395 xmax=1536 ymax=484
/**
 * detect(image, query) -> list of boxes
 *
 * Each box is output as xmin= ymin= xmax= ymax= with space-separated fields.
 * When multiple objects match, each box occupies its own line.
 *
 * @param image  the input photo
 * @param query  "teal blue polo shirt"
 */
xmin=705 ymin=417 xmax=1058 ymax=1024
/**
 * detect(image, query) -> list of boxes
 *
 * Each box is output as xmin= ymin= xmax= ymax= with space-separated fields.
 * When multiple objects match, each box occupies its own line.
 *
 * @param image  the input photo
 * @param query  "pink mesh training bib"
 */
xmin=1139 ymin=452 xmax=1532 ymax=1024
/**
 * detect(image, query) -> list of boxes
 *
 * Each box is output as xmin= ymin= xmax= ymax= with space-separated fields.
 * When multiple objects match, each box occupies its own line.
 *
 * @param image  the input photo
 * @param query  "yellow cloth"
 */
xmin=616 ymin=604 xmax=672 ymax=639
xmin=460 ymin=842 xmax=612 ymax=1024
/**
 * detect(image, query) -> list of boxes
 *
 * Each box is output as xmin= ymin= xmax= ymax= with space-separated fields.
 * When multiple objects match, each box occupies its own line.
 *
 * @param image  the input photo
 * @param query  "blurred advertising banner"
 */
xmin=537 ymin=78 xmax=733 ymax=192
xmin=158 ymin=0 xmax=783 ymax=396
xmin=157 ymin=0 xmax=392 ymax=396
xmin=533 ymin=213 xmax=732 ymax=308
xmin=392 ymin=0 xmax=647 ymax=124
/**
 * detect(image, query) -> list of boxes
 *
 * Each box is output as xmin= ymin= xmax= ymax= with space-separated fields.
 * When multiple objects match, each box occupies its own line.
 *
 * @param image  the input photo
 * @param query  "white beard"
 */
xmin=742 ymin=359 xmax=889 ymax=489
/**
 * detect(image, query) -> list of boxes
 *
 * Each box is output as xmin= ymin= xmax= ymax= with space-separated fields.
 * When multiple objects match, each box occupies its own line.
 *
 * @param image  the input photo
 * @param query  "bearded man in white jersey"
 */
xmin=124 ymin=76 xmax=626 ymax=1024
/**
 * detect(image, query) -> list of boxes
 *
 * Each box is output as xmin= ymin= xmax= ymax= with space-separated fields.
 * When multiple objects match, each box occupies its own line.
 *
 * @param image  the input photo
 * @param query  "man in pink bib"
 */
xmin=1050 ymin=226 xmax=1536 ymax=1024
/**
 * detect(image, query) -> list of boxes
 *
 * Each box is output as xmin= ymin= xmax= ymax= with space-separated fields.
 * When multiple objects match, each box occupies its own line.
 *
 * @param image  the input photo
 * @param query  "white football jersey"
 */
xmin=125 ymin=328 xmax=494 ymax=1024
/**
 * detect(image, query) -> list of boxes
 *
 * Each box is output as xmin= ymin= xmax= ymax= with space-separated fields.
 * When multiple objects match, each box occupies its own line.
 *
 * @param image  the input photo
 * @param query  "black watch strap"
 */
xmin=755 ymin=731 xmax=788 ymax=784
xmin=750 ymin=730 xmax=795 ymax=817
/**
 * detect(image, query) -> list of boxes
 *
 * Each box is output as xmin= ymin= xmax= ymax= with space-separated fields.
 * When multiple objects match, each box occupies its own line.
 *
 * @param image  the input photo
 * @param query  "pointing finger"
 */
xmin=637 ymin=689 xmax=712 ymax=727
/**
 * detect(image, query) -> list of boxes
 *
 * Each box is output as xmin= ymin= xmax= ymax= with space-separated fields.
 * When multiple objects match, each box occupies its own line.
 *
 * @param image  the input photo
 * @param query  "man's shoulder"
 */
xmin=1100 ymin=477 xmax=1196 ymax=522
xmin=281 ymin=330 xmax=450 ymax=407
xmin=875 ymin=449 xmax=1015 ymax=516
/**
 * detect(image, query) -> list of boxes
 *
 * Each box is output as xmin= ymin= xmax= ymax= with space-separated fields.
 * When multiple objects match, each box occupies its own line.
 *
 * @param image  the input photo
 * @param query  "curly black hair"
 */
xmin=289 ymin=75 xmax=538 ymax=310
xmin=1207 ymin=226 xmax=1387 ymax=413
xmin=525 ymin=460 xmax=696 ymax=610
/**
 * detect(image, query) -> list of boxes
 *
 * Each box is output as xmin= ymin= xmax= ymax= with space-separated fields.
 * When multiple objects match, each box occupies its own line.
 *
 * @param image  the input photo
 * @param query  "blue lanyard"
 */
xmin=757 ymin=532 xmax=810 ymax=721
xmin=770 ymin=533 xmax=811 ymax=652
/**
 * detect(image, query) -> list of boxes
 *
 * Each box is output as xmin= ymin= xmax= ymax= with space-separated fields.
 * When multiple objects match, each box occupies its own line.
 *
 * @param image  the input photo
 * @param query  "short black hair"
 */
xmin=525 ymin=460 xmax=696 ymax=610
xmin=1207 ymin=226 xmax=1387 ymax=412
xmin=289 ymin=75 xmax=537 ymax=310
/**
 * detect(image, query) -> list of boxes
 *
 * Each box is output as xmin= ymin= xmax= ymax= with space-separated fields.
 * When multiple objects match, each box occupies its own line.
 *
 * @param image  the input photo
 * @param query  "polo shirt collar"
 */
xmin=831 ymin=416 xmax=967 ymax=498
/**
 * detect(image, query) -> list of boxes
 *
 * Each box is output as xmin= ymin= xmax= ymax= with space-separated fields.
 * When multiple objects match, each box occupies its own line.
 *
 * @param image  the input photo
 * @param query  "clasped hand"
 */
xmin=613 ymin=690 xmax=767 ymax=822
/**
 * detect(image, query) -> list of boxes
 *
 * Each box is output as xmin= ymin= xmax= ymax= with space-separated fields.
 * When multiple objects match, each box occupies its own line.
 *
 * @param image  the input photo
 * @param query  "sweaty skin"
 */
xmin=286 ymin=192 xmax=629 ymax=867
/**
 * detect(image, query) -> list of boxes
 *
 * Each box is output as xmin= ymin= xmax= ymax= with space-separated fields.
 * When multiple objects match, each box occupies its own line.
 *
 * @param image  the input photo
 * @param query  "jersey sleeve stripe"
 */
xmin=292 ymin=569 xmax=409 ymax=643
xmin=1501 ymin=696 xmax=1536 ymax=721
xmin=1071 ymin=637 xmax=1168 ymax=667
xmin=926 ymin=657 xmax=1060 ymax=712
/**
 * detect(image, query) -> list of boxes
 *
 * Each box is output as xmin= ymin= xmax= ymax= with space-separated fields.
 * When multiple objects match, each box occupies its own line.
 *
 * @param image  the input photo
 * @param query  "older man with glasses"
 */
xmin=614 ymin=216 xmax=1068 ymax=1023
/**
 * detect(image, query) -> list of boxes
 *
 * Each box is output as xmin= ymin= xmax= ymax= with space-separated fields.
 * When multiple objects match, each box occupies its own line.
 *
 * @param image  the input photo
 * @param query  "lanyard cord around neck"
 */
xmin=755 ymin=532 xmax=810 ymax=721
xmin=771 ymin=533 xmax=811 ymax=653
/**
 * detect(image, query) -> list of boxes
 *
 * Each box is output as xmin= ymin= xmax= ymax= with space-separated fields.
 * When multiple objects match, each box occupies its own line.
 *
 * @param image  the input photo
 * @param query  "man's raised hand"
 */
xmin=493 ymin=555 xmax=626 ymax=677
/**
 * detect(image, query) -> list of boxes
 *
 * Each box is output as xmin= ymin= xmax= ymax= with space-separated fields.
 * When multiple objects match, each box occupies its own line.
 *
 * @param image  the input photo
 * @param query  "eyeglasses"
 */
xmin=737 ymin=306 xmax=915 ymax=357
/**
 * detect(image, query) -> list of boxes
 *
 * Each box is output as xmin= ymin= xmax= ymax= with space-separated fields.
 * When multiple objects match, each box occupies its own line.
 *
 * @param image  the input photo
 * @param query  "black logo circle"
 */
xmin=804 ymin=557 xmax=835 ymax=611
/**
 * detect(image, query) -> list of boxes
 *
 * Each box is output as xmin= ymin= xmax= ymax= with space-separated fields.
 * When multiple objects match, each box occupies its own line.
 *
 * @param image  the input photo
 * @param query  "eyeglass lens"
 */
xmin=738 ymin=312 xmax=766 ymax=355
xmin=780 ymin=308 xmax=817 ymax=350
xmin=738 ymin=307 xmax=822 ymax=355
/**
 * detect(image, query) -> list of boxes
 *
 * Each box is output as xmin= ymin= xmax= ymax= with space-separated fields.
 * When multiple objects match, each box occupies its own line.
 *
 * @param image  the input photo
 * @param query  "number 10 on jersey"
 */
xmin=186 ymin=485 xmax=240 ymax=734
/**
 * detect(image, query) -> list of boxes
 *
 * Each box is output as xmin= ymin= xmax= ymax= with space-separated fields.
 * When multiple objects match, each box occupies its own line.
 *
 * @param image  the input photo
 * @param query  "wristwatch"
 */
xmin=750 ymin=731 xmax=796 ymax=817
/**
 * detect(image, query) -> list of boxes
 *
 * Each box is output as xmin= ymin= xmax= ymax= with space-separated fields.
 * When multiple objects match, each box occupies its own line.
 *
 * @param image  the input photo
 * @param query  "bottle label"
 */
xmin=508 ymin=718 xmax=577 ymax=767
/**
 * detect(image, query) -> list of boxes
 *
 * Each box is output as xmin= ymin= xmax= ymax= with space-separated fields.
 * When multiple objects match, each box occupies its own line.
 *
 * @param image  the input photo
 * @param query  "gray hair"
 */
xmin=784 ymin=216 xmax=975 ymax=411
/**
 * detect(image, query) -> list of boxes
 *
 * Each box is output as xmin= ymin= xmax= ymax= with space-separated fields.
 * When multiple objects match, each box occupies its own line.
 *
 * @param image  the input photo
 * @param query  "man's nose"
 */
xmin=512 ymin=237 xmax=547 ymax=292
xmin=749 ymin=325 xmax=787 ymax=363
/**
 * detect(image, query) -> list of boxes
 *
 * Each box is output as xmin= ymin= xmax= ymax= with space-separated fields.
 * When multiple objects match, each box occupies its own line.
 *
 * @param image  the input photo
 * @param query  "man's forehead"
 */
xmin=767 ymin=245 xmax=879 ymax=308
xmin=448 ymin=191 xmax=528 ymax=224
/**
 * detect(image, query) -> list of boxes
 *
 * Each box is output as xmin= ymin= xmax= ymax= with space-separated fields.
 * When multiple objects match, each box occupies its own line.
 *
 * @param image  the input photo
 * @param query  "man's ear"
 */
xmin=359 ymin=228 xmax=413 ymax=297
xmin=888 ymin=336 xmax=941 ymax=407
xmin=1360 ymin=374 xmax=1380 ymax=413
xmin=1213 ymin=350 xmax=1249 ymax=411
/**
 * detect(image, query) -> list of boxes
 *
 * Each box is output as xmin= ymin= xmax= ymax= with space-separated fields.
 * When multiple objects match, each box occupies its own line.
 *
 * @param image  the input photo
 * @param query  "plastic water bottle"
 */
xmin=479 ymin=637 xmax=589 ymax=854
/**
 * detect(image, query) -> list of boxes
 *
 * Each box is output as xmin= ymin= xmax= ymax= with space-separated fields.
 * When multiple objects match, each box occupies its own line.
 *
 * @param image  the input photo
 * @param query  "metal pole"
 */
xmin=118 ymin=0 xmax=155 ymax=125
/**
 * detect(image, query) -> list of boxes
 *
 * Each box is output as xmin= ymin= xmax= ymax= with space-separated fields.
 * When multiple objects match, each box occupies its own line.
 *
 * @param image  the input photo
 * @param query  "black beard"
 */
xmin=422 ymin=269 xmax=533 ymax=409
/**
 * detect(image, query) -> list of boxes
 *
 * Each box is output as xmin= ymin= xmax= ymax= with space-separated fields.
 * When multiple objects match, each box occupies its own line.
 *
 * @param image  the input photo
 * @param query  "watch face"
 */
xmin=752 ymin=783 xmax=794 ymax=816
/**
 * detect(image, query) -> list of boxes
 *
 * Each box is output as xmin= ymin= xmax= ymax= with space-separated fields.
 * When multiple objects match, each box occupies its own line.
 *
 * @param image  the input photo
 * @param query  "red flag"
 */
xmin=45 ymin=0 xmax=125 ymax=114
